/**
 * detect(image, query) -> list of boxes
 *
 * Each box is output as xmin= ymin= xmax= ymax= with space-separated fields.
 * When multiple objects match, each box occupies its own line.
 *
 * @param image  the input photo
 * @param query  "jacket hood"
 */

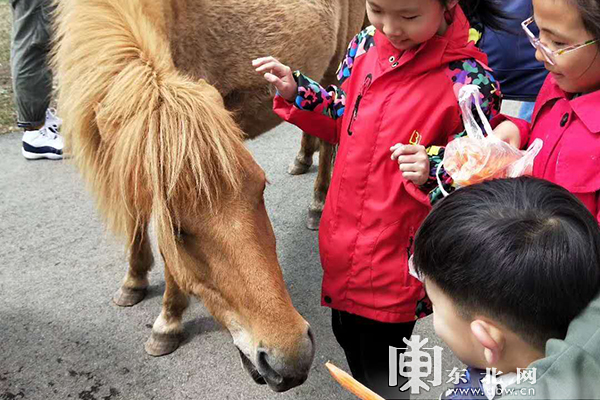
xmin=510 ymin=292 xmax=600 ymax=399
xmin=374 ymin=5 xmax=489 ymax=76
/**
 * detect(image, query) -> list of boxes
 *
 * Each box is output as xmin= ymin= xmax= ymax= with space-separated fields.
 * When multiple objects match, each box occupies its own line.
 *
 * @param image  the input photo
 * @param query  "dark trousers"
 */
xmin=11 ymin=0 xmax=53 ymax=128
xmin=332 ymin=309 xmax=416 ymax=400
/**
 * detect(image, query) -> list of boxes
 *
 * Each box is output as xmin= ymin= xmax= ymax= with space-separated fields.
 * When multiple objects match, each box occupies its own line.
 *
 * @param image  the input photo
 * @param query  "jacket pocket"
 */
xmin=555 ymin=144 xmax=600 ymax=194
xmin=368 ymin=221 xmax=422 ymax=313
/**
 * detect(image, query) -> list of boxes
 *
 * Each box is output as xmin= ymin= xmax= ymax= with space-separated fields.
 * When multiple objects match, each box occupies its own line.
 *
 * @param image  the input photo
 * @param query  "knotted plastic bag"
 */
xmin=438 ymin=85 xmax=543 ymax=195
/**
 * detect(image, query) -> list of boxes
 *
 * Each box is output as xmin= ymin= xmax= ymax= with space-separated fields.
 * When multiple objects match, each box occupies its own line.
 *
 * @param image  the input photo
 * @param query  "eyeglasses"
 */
xmin=521 ymin=17 xmax=599 ymax=66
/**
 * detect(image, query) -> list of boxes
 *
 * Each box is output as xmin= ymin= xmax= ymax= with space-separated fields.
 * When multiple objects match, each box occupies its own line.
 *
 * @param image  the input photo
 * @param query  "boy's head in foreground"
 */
xmin=413 ymin=177 xmax=600 ymax=373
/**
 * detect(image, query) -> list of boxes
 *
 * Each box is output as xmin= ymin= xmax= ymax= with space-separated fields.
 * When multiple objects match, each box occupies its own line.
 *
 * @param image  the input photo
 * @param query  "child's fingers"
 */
xmin=254 ymin=61 xmax=292 ymax=78
xmin=391 ymin=144 xmax=427 ymax=160
xmin=397 ymin=144 xmax=425 ymax=155
xmin=252 ymin=56 xmax=279 ymax=68
xmin=402 ymin=171 xmax=423 ymax=182
xmin=399 ymin=162 xmax=422 ymax=173
xmin=390 ymin=143 xmax=403 ymax=152
xmin=254 ymin=60 xmax=283 ymax=73
xmin=263 ymin=72 xmax=286 ymax=91
xmin=396 ymin=154 xmax=420 ymax=165
xmin=391 ymin=147 xmax=402 ymax=160
xmin=390 ymin=145 xmax=409 ymax=160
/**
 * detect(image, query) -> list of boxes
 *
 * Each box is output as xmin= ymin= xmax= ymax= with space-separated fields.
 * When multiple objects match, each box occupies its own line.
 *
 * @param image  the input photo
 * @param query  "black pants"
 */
xmin=332 ymin=309 xmax=416 ymax=400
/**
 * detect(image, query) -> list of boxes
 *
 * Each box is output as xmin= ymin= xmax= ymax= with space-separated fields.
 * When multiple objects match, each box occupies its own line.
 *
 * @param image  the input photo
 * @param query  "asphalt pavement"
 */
xmin=0 ymin=123 xmax=462 ymax=400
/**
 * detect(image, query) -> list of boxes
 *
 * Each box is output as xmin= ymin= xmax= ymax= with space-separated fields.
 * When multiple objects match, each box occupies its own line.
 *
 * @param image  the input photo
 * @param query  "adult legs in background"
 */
xmin=11 ymin=0 xmax=63 ymax=159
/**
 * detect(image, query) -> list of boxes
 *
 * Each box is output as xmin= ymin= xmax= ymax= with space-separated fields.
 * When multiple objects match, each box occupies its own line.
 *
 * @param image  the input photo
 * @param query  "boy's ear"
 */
xmin=471 ymin=320 xmax=505 ymax=365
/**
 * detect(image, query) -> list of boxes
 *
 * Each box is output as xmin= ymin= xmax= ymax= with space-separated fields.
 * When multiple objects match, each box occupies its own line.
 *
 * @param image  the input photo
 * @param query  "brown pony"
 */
xmin=53 ymin=0 xmax=365 ymax=392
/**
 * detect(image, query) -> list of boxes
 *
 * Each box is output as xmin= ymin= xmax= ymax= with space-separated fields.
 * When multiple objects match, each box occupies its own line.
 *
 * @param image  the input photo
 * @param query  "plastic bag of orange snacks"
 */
xmin=440 ymin=85 xmax=543 ymax=192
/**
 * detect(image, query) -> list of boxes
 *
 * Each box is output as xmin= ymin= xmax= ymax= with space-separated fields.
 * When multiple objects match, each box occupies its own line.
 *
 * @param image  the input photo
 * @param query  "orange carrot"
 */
xmin=325 ymin=361 xmax=385 ymax=400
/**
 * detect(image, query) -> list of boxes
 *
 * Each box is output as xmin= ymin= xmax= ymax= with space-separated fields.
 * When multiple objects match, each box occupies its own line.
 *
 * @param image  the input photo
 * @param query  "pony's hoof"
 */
xmin=306 ymin=209 xmax=322 ymax=231
xmin=145 ymin=331 xmax=182 ymax=357
xmin=113 ymin=287 xmax=147 ymax=307
xmin=288 ymin=159 xmax=312 ymax=175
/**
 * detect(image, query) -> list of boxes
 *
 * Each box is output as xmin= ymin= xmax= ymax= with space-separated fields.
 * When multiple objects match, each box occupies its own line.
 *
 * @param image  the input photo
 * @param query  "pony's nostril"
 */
xmin=305 ymin=325 xmax=316 ymax=365
xmin=257 ymin=349 xmax=284 ymax=386
xmin=307 ymin=326 xmax=315 ymax=346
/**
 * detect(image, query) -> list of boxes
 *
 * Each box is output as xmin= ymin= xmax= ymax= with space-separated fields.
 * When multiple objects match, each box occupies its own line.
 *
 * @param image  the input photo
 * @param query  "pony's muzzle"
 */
xmin=256 ymin=325 xmax=315 ymax=392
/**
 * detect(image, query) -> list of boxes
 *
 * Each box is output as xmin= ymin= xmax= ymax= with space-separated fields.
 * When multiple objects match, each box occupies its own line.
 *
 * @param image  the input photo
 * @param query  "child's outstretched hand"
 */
xmin=390 ymin=144 xmax=430 ymax=186
xmin=253 ymin=57 xmax=298 ymax=103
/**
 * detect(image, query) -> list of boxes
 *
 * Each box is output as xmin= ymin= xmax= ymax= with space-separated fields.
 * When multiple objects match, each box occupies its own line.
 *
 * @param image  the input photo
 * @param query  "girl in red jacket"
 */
xmin=491 ymin=0 xmax=600 ymax=222
xmin=254 ymin=0 xmax=506 ymax=396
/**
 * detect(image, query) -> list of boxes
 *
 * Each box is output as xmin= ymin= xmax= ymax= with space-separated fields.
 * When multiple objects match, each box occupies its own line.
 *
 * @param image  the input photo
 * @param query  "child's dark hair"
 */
xmin=442 ymin=0 xmax=510 ymax=32
xmin=569 ymin=0 xmax=600 ymax=40
xmin=413 ymin=177 xmax=600 ymax=349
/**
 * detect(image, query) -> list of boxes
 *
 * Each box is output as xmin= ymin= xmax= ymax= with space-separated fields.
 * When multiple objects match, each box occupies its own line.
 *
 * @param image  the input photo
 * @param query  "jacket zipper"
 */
xmin=347 ymin=73 xmax=372 ymax=136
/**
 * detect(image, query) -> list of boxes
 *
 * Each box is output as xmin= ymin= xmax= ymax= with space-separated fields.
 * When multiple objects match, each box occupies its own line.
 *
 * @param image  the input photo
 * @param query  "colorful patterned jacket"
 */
xmin=273 ymin=6 xmax=501 ymax=323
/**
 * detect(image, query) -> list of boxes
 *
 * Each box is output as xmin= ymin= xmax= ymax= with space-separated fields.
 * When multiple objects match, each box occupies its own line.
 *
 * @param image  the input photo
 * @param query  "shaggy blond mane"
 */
xmin=52 ymin=0 xmax=246 ymax=254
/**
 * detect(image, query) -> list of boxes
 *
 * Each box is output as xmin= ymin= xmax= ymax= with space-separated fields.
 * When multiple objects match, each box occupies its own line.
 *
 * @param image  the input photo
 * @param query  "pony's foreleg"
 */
xmin=307 ymin=141 xmax=334 ymax=231
xmin=288 ymin=132 xmax=319 ymax=175
xmin=145 ymin=265 xmax=189 ymax=357
xmin=113 ymin=226 xmax=154 ymax=306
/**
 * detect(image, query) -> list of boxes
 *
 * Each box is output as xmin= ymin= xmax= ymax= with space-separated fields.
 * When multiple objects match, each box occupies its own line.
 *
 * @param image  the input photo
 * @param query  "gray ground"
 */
xmin=0 ymin=122 xmax=471 ymax=400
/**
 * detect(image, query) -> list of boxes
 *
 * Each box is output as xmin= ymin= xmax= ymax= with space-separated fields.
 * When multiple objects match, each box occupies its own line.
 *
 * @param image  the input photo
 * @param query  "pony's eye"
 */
xmin=175 ymin=227 xmax=192 ymax=242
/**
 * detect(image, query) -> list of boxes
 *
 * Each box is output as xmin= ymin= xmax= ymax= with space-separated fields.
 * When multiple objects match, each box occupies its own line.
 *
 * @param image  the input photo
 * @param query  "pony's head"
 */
xmin=147 ymin=83 xmax=315 ymax=391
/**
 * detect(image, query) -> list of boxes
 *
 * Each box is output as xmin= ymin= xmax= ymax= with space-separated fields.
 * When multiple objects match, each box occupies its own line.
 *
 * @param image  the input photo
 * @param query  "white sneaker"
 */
xmin=22 ymin=125 xmax=64 ymax=160
xmin=45 ymin=108 xmax=62 ymax=131
xmin=21 ymin=108 xmax=65 ymax=160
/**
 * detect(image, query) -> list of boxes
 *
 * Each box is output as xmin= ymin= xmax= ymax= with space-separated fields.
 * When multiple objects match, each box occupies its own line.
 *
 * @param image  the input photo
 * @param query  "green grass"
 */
xmin=0 ymin=1 xmax=16 ymax=134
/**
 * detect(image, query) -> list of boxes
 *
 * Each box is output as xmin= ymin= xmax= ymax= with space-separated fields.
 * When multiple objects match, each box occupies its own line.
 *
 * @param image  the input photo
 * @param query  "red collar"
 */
xmin=539 ymin=75 xmax=600 ymax=133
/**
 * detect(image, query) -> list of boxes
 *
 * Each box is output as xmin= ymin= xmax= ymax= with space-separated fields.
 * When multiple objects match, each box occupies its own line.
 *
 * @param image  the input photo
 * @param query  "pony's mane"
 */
xmin=51 ymin=0 xmax=246 ymax=252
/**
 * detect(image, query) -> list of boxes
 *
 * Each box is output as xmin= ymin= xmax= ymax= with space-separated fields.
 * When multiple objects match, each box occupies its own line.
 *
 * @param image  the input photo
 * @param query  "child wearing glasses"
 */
xmin=491 ymin=0 xmax=600 ymax=221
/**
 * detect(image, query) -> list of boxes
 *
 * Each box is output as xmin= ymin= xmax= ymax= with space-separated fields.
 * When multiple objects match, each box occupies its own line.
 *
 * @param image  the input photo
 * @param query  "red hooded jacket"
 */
xmin=274 ymin=7 xmax=501 ymax=323
xmin=492 ymin=74 xmax=600 ymax=221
